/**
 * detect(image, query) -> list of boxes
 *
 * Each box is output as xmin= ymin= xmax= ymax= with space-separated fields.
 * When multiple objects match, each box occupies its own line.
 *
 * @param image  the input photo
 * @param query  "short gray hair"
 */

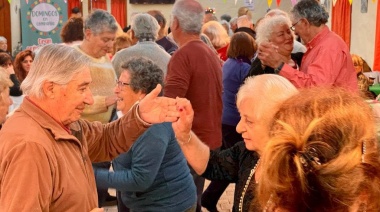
xmin=84 ymin=9 xmax=118 ymax=35
xmin=21 ymin=44 xmax=91 ymax=98
xmin=255 ymin=15 xmax=291 ymax=45
xmin=265 ymin=9 xmax=289 ymax=18
xmin=0 ymin=36 xmax=6 ymax=42
xmin=131 ymin=13 xmax=160 ymax=40
xmin=230 ymin=17 xmax=238 ymax=26
xmin=291 ymin=0 xmax=329 ymax=26
xmin=120 ymin=57 xmax=163 ymax=94
xmin=201 ymin=21 xmax=230 ymax=49
xmin=171 ymin=0 xmax=204 ymax=34
xmin=236 ymin=74 xmax=298 ymax=121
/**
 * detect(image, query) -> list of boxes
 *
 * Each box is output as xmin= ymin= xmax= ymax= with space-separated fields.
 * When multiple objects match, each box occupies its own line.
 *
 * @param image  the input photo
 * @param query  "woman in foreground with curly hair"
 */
xmin=257 ymin=87 xmax=380 ymax=212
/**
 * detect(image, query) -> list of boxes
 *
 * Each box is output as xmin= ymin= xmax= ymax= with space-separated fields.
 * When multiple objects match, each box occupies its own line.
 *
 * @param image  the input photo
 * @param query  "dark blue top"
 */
xmin=222 ymin=57 xmax=251 ymax=126
xmin=94 ymin=122 xmax=196 ymax=211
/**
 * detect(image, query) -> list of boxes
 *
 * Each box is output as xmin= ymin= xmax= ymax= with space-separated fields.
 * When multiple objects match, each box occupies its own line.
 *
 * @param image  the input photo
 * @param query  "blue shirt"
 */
xmin=222 ymin=58 xmax=251 ymax=126
xmin=94 ymin=122 xmax=196 ymax=211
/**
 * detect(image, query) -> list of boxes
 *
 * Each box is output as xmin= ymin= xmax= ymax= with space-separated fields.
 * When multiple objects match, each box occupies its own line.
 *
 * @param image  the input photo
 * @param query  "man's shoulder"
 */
xmin=173 ymin=40 xmax=217 ymax=59
xmin=0 ymin=114 xmax=53 ymax=151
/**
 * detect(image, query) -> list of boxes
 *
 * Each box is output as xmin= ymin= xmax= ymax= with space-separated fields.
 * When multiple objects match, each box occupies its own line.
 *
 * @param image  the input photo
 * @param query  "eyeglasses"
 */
xmin=116 ymin=80 xmax=130 ymax=88
xmin=290 ymin=20 xmax=301 ymax=31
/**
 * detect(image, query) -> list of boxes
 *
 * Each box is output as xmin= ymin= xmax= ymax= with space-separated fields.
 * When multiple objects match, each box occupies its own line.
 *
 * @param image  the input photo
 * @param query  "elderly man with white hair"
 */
xmin=0 ymin=44 xmax=179 ymax=211
xmin=112 ymin=13 xmax=171 ymax=78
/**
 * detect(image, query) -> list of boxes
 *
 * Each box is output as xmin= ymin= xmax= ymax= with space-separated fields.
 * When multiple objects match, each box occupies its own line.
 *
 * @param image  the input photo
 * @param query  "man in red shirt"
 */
xmin=258 ymin=0 xmax=357 ymax=91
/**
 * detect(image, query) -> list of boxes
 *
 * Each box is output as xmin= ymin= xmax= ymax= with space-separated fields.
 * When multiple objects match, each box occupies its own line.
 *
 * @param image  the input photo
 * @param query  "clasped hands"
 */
xmin=257 ymin=41 xmax=288 ymax=69
xmin=137 ymin=85 xmax=193 ymax=139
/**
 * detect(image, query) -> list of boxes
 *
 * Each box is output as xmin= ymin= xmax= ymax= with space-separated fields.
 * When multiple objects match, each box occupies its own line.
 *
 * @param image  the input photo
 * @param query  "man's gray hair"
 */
xmin=237 ymin=74 xmax=298 ymax=121
xmin=171 ymin=0 xmax=204 ymax=34
xmin=21 ymin=44 xmax=91 ymax=98
xmin=84 ymin=9 xmax=118 ymax=35
xmin=291 ymin=0 xmax=329 ymax=26
xmin=230 ymin=17 xmax=238 ymax=26
xmin=131 ymin=13 xmax=160 ymax=40
xmin=120 ymin=57 xmax=163 ymax=94
xmin=255 ymin=15 xmax=291 ymax=45
xmin=0 ymin=36 xmax=6 ymax=42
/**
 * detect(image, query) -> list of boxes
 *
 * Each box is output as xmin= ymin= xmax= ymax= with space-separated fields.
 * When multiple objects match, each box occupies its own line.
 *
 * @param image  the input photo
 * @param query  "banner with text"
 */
xmin=21 ymin=0 xmax=67 ymax=51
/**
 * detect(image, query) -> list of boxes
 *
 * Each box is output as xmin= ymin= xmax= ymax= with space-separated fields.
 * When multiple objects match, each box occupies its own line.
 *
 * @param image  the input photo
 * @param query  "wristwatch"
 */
xmin=274 ymin=62 xmax=284 ymax=74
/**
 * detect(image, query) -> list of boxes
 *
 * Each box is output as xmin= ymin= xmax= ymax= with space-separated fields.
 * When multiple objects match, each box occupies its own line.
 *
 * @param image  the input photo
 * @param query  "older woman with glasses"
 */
xmin=0 ymin=53 xmax=22 ymax=113
xmin=94 ymin=57 xmax=197 ymax=212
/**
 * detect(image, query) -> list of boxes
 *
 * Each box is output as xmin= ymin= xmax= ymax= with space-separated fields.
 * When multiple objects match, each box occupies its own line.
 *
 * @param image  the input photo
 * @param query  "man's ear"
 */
xmin=42 ymin=81 xmax=55 ymax=99
xmin=172 ymin=17 xmax=179 ymax=30
xmin=84 ymin=28 xmax=92 ymax=40
xmin=130 ymin=30 xmax=139 ymax=45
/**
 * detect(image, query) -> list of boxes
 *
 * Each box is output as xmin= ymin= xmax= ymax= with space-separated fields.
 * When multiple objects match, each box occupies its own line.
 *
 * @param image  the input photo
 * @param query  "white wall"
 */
xmin=350 ymin=0 xmax=377 ymax=70
xmin=10 ymin=0 xmax=21 ymax=55
xmin=126 ymin=0 xmax=293 ymax=26
xmin=9 ymin=0 xmax=378 ymax=69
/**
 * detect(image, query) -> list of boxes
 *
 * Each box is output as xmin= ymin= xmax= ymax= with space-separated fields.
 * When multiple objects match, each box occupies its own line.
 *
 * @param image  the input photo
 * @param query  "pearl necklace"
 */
xmin=239 ymin=159 xmax=260 ymax=212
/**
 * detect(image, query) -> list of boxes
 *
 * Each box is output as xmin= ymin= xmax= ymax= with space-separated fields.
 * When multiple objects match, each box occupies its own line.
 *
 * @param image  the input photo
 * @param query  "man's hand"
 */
xmin=105 ymin=94 xmax=118 ymax=107
xmin=257 ymin=42 xmax=288 ymax=68
xmin=139 ymin=84 xmax=179 ymax=123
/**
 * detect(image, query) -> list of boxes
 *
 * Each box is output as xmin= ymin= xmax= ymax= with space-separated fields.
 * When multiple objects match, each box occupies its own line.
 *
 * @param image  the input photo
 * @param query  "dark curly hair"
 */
xmin=60 ymin=17 xmax=84 ymax=43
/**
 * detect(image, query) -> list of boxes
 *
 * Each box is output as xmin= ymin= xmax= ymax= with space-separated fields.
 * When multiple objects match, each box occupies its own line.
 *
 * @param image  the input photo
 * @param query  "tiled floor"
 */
xmin=103 ymin=180 xmax=235 ymax=212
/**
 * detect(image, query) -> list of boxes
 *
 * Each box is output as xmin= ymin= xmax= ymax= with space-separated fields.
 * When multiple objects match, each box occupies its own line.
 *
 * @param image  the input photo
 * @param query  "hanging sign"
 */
xmin=21 ymin=0 xmax=67 ymax=51
xmin=244 ymin=0 xmax=255 ymax=11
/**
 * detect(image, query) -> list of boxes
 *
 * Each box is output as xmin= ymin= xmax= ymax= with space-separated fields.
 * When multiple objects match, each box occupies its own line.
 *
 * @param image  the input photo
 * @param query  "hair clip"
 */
xmin=299 ymin=147 xmax=321 ymax=172
xmin=361 ymin=141 xmax=366 ymax=163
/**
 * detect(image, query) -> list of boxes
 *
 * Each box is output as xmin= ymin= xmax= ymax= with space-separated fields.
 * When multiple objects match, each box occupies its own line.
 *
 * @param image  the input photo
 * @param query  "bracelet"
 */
xmin=135 ymin=104 xmax=152 ymax=126
xmin=274 ymin=62 xmax=284 ymax=74
xmin=177 ymin=133 xmax=192 ymax=145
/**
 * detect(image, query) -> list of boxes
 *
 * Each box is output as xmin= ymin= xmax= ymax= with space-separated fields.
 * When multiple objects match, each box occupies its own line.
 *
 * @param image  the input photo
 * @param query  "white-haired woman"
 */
xmin=247 ymin=13 xmax=303 ymax=77
xmin=172 ymin=74 xmax=298 ymax=211
xmin=202 ymin=21 xmax=230 ymax=61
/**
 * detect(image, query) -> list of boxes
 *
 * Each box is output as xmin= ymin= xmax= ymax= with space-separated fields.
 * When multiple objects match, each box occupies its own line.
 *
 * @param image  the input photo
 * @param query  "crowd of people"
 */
xmin=0 ymin=0 xmax=379 ymax=211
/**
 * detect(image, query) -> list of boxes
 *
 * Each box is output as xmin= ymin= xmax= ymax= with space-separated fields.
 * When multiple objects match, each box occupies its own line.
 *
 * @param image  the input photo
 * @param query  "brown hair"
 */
xmin=60 ymin=18 xmax=84 ymax=43
xmin=113 ymin=34 xmax=133 ymax=54
xmin=227 ymin=32 xmax=257 ymax=59
xmin=0 ymin=52 xmax=12 ymax=67
xmin=257 ymin=87 xmax=380 ymax=211
xmin=14 ymin=49 xmax=34 ymax=82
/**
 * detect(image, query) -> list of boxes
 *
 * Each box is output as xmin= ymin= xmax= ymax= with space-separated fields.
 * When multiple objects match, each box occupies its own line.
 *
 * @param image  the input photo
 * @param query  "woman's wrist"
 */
xmin=176 ymin=132 xmax=192 ymax=145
